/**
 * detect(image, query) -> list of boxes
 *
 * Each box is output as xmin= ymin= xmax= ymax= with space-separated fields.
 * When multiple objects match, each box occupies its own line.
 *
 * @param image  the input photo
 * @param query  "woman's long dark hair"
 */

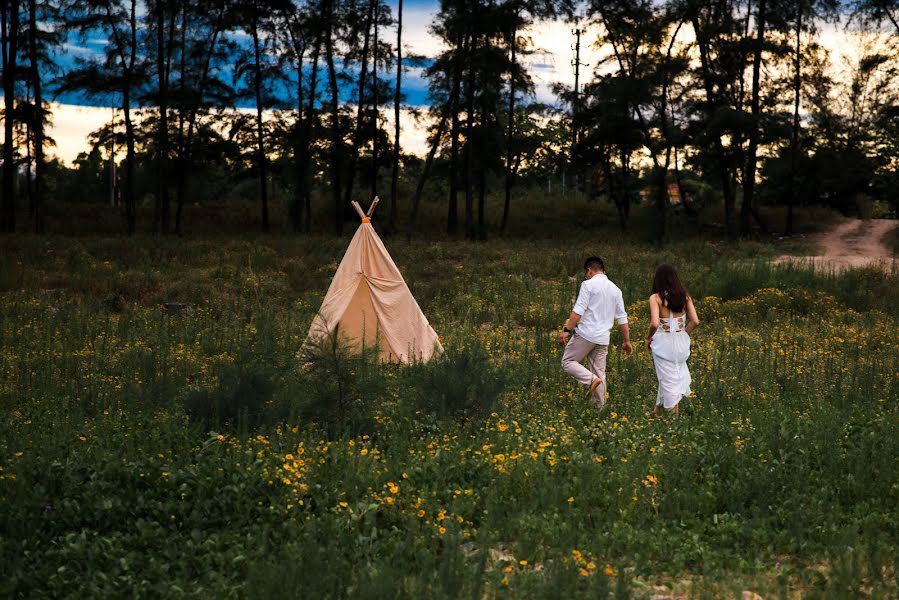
xmin=651 ymin=264 xmax=688 ymax=313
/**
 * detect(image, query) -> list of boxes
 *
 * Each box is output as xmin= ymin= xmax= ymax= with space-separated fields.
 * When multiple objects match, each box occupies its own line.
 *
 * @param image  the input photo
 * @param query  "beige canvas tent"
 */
xmin=305 ymin=198 xmax=442 ymax=363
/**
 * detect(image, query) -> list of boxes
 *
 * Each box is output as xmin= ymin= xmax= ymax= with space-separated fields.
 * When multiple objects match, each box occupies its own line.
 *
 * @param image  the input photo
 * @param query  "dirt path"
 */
xmin=776 ymin=218 xmax=898 ymax=271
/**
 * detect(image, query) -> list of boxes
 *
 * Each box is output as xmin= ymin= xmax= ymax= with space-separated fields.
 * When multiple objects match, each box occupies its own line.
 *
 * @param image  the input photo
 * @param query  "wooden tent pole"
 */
xmin=367 ymin=196 xmax=380 ymax=217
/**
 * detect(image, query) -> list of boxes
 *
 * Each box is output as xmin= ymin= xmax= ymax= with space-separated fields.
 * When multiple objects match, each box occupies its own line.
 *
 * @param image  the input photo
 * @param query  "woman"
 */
xmin=645 ymin=264 xmax=700 ymax=415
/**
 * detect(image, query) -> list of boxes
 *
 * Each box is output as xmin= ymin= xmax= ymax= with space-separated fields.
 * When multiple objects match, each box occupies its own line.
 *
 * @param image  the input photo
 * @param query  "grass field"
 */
xmin=1 ymin=217 xmax=897 ymax=598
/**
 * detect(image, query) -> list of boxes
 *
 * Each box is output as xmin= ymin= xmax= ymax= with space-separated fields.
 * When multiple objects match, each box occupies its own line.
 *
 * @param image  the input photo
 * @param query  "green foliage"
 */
xmin=0 ymin=232 xmax=897 ymax=598
xmin=292 ymin=333 xmax=387 ymax=436
xmin=246 ymin=527 xmax=351 ymax=599
xmin=404 ymin=341 xmax=507 ymax=423
xmin=184 ymin=359 xmax=277 ymax=430
xmin=0 ymin=253 xmax=23 ymax=292
xmin=703 ymin=258 xmax=898 ymax=312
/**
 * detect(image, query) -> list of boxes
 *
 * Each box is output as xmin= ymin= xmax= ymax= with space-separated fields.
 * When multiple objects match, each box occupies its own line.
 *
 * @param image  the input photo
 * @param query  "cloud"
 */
xmin=44 ymin=101 xmax=437 ymax=165
xmin=402 ymin=3 xmax=444 ymax=58
xmin=45 ymin=103 xmax=115 ymax=165
xmin=61 ymin=42 xmax=102 ymax=58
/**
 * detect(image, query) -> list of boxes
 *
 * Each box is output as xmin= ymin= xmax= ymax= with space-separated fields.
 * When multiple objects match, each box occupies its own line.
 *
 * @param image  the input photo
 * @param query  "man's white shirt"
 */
xmin=572 ymin=273 xmax=628 ymax=345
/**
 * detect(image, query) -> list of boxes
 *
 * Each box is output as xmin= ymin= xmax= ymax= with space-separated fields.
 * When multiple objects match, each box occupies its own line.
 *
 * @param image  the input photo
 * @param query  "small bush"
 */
xmin=0 ymin=254 xmax=24 ymax=291
xmin=404 ymin=342 xmax=507 ymax=424
xmin=185 ymin=360 xmax=277 ymax=429
xmin=291 ymin=332 xmax=387 ymax=436
xmin=247 ymin=536 xmax=349 ymax=599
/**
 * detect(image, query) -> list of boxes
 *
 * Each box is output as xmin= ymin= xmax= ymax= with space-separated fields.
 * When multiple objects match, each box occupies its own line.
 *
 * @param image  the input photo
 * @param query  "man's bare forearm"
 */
xmin=563 ymin=312 xmax=582 ymax=331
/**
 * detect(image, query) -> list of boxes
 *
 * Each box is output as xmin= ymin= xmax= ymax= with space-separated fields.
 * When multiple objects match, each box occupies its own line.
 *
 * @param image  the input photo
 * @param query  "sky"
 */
xmin=37 ymin=2 xmax=880 ymax=165
xmin=43 ymin=0 xmax=606 ymax=164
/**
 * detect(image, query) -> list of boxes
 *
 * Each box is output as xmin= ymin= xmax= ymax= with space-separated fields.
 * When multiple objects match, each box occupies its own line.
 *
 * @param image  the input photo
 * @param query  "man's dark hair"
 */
xmin=583 ymin=256 xmax=605 ymax=272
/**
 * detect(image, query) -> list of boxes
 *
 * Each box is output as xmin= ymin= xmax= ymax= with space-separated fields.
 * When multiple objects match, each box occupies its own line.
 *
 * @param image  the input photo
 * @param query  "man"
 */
xmin=559 ymin=256 xmax=633 ymax=410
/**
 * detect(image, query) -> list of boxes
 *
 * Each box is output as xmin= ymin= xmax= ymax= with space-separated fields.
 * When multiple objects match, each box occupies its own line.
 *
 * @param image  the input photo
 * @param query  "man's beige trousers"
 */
xmin=561 ymin=333 xmax=608 ymax=409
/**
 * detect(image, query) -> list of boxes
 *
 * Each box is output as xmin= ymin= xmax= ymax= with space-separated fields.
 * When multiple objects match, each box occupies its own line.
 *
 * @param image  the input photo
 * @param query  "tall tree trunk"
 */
xmin=741 ymin=0 xmax=765 ymax=236
xmin=606 ymin=153 xmax=627 ymax=231
xmin=324 ymin=0 xmax=343 ymax=234
xmin=123 ymin=91 xmax=136 ymax=235
xmin=388 ymin=0 xmax=402 ymax=233
xmin=27 ymin=0 xmax=42 ymax=233
xmin=370 ymin=0 xmax=379 ymax=201
xmin=294 ymin=49 xmax=306 ymax=233
xmin=174 ymin=3 xmax=188 ymax=234
xmin=732 ymin=0 xmax=751 ymax=190
xmin=407 ymin=106 xmax=450 ymax=239
xmin=1 ymin=0 xmax=20 ymax=233
xmin=287 ymin=25 xmax=306 ymax=233
xmin=176 ymin=1 xmax=225 ymax=234
xmin=124 ymin=0 xmax=137 ymax=235
xmin=673 ymin=145 xmax=695 ymax=216
xmin=300 ymin=39 xmax=321 ymax=234
xmin=251 ymin=6 xmax=269 ymax=232
xmin=24 ymin=91 xmax=31 ymax=214
xmin=464 ymin=31 xmax=475 ymax=240
xmin=501 ymin=16 xmax=517 ymax=232
xmin=692 ymin=15 xmax=737 ymax=239
xmin=651 ymin=21 xmax=684 ymax=242
xmin=652 ymin=166 xmax=668 ymax=244
xmin=787 ymin=2 xmax=801 ymax=236
xmin=176 ymin=17 xmax=223 ymax=233
xmin=477 ymin=139 xmax=486 ymax=240
xmin=155 ymin=0 xmax=171 ymax=235
xmin=446 ymin=33 xmax=463 ymax=236
xmin=343 ymin=0 xmax=375 ymax=214
xmin=476 ymin=9 xmax=490 ymax=242
xmin=104 ymin=0 xmax=138 ymax=234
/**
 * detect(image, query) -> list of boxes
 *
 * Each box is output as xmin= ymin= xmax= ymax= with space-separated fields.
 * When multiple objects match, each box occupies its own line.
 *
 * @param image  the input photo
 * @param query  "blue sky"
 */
xmin=49 ymin=0 xmax=582 ymax=110
xmin=44 ymin=0 xmax=595 ymax=162
xmin=50 ymin=2 xmax=445 ymax=109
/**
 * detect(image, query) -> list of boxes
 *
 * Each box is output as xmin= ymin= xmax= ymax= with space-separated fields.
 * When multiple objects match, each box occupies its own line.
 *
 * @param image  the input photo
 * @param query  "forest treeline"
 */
xmin=1 ymin=0 xmax=898 ymax=240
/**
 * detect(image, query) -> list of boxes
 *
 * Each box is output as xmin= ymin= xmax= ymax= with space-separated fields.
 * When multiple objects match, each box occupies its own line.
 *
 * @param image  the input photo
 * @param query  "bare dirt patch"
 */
xmin=775 ymin=218 xmax=898 ymax=271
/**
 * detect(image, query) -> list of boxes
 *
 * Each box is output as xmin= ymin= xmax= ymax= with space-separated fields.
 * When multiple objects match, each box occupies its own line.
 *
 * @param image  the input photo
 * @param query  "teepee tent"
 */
xmin=305 ymin=198 xmax=442 ymax=363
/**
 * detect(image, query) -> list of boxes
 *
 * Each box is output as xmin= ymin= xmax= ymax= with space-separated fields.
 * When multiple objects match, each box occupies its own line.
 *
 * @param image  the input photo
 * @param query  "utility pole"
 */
xmin=571 ymin=27 xmax=582 ymax=149
xmin=571 ymin=27 xmax=587 ymax=197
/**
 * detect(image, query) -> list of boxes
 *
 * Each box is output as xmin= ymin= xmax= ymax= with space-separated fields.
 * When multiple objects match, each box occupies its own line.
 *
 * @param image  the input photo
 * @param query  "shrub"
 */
xmin=291 ymin=332 xmax=387 ymax=436
xmin=403 ymin=342 xmax=507 ymax=424
xmin=184 ymin=358 xmax=277 ymax=430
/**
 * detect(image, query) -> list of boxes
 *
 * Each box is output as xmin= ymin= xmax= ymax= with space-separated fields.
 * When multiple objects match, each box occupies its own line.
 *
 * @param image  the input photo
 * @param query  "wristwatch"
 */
xmin=563 ymin=327 xmax=572 ymax=333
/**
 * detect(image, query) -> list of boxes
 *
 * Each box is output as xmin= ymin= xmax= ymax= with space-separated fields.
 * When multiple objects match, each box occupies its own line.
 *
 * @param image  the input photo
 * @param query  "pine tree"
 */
xmin=61 ymin=0 xmax=146 ymax=234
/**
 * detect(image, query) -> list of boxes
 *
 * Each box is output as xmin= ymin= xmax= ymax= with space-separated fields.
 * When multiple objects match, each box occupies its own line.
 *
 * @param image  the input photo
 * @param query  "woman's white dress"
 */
xmin=651 ymin=313 xmax=691 ymax=410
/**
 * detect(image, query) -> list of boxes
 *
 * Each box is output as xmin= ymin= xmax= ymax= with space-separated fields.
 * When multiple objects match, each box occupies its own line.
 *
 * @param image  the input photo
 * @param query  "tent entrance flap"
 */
xmin=337 ymin=278 xmax=392 ymax=359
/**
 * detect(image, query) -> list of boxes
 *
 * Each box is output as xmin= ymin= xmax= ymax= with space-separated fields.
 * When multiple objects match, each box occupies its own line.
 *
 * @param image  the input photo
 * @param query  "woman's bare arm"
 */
xmin=646 ymin=294 xmax=660 ymax=349
xmin=685 ymin=296 xmax=700 ymax=334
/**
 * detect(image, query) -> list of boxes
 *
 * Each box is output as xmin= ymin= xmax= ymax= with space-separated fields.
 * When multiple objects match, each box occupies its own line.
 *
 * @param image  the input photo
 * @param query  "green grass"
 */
xmin=1 ymin=222 xmax=897 ymax=598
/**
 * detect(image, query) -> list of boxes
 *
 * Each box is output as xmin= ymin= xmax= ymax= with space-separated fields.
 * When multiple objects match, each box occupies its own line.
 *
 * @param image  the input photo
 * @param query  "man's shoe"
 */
xmin=587 ymin=377 xmax=602 ymax=399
